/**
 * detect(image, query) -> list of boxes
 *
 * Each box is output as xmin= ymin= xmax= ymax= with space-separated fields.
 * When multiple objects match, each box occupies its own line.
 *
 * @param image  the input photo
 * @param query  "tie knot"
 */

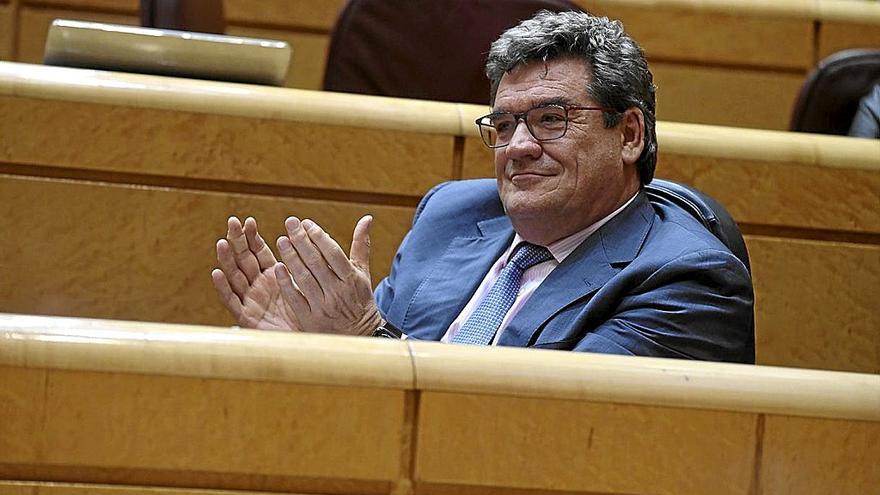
xmin=508 ymin=242 xmax=553 ymax=271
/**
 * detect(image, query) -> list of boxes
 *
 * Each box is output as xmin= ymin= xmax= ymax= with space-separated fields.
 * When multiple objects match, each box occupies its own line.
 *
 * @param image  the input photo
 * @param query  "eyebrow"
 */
xmin=492 ymin=96 xmax=577 ymax=113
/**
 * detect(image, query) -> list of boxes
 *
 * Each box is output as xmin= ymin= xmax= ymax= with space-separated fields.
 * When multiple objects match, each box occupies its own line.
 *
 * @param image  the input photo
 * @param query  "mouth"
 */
xmin=509 ymin=171 xmax=553 ymax=184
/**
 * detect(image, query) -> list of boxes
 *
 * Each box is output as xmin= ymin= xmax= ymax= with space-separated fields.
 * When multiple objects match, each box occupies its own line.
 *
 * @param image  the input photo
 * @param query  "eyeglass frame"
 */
xmin=474 ymin=104 xmax=615 ymax=149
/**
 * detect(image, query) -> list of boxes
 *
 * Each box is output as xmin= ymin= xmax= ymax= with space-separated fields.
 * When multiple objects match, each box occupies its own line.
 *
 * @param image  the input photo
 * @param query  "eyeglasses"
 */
xmin=475 ymin=104 xmax=613 ymax=148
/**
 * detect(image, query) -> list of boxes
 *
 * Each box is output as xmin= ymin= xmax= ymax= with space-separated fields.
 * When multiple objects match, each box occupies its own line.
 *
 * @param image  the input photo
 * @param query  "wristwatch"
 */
xmin=372 ymin=319 xmax=404 ymax=339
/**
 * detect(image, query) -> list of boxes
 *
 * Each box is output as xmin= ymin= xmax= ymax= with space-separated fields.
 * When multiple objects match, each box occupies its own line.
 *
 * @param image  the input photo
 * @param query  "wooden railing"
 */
xmin=1 ymin=0 xmax=878 ymax=129
xmin=0 ymin=62 xmax=878 ymax=373
xmin=1 ymin=314 xmax=878 ymax=494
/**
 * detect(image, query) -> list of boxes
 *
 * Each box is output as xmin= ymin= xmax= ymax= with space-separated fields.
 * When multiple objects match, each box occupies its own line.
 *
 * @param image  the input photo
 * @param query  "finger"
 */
xmin=243 ymin=216 xmax=277 ymax=270
xmin=211 ymin=268 xmax=244 ymax=320
xmin=303 ymin=218 xmax=353 ymax=279
xmin=350 ymin=215 xmax=373 ymax=271
xmin=285 ymin=217 xmax=338 ymax=286
xmin=216 ymin=239 xmax=251 ymax=298
xmin=277 ymin=235 xmax=323 ymax=303
xmin=273 ymin=262 xmax=311 ymax=316
xmin=227 ymin=216 xmax=261 ymax=283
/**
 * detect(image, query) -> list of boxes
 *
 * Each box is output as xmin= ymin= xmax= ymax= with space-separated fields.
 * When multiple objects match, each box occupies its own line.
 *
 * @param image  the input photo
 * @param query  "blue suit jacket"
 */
xmin=375 ymin=179 xmax=755 ymax=363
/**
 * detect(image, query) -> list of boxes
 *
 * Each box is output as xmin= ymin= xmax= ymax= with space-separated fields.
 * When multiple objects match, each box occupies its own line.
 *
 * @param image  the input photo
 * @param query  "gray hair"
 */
xmin=486 ymin=10 xmax=657 ymax=185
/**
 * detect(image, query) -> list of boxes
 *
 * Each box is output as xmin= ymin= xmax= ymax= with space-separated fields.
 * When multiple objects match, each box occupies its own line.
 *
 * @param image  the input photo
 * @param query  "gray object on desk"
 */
xmin=43 ymin=19 xmax=291 ymax=86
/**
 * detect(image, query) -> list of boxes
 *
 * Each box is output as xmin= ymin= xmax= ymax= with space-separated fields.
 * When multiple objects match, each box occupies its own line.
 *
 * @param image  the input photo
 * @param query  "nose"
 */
xmin=504 ymin=119 xmax=542 ymax=161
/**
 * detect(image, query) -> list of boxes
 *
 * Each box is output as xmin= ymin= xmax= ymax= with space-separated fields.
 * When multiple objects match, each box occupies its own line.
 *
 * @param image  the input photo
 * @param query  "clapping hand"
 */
xmin=273 ymin=215 xmax=382 ymax=336
xmin=212 ymin=215 xmax=381 ymax=336
xmin=212 ymin=216 xmax=302 ymax=331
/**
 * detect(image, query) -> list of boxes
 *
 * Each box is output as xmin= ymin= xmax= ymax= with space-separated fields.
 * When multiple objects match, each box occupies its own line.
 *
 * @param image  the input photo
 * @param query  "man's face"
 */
xmin=493 ymin=57 xmax=641 ymax=244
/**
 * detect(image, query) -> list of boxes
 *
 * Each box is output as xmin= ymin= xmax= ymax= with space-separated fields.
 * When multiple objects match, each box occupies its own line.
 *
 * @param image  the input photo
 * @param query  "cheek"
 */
xmin=493 ymin=150 xmax=506 ymax=176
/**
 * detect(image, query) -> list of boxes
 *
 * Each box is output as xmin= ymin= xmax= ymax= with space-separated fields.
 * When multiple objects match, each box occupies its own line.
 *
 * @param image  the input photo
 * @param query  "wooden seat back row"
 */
xmin=2 ymin=0 xmax=879 ymax=129
xmin=1 ymin=314 xmax=878 ymax=495
xmin=0 ymin=62 xmax=878 ymax=373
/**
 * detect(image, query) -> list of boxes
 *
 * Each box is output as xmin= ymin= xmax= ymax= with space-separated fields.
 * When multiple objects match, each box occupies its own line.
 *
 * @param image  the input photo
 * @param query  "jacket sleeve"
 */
xmin=373 ymin=182 xmax=453 ymax=319
xmin=571 ymin=249 xmax=755 ymax=363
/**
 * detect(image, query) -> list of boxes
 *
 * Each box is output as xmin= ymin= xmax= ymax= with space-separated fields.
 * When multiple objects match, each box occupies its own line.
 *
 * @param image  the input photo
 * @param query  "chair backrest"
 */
xmin=645 ymin=179 xmax=751 ymax=274
xmin=789 ymin=48 xmax=880 ymax=135
xmin=322 ymin=0 xmax=584 ymax=104
xmin=140 ymin=0 xmax=225 ymax=34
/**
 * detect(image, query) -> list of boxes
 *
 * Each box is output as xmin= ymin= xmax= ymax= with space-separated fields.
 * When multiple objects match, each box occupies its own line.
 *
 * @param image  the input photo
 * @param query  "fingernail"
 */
xmin=302 ymin=219 xmax=317 ymax=232
xmin=277 ymin=236 xmax=292 ymax=251
xmin=285 ymin=217 xmax=300 ymax=230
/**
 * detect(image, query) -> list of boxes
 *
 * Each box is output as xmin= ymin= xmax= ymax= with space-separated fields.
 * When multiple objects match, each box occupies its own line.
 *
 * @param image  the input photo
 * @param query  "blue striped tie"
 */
xmin=451 ymin=242 xmax=553 ymax=345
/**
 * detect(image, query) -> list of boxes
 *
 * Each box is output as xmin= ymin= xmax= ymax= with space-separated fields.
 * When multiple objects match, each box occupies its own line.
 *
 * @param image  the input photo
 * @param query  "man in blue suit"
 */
xmin=211 ymin=11 xmax=754 ymax=363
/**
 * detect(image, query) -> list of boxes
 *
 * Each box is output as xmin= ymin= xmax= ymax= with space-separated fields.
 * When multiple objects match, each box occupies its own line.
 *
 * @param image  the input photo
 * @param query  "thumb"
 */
xmin=350 ymin=214 xmax=372 ymax=271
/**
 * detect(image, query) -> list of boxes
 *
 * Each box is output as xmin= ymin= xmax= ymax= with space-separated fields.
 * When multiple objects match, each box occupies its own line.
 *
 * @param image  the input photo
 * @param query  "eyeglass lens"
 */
xmin=479 ymin=105 xmax=568 ymax=147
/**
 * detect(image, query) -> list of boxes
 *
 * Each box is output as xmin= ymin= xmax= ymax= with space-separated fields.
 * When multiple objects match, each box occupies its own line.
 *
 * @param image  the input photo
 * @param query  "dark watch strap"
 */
xmin=372 ymin=319 xmax=403 ymax=339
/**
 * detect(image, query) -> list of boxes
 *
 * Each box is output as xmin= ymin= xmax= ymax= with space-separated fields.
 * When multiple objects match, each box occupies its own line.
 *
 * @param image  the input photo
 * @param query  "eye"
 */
xmin=539 ymin=111 xmax=566 ymax=125
xmin=493 ymin=118 xmax=515 ymax=133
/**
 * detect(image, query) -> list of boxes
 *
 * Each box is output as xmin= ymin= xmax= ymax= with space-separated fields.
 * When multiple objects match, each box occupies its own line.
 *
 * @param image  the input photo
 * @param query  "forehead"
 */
xmin=493 ymin=58 xmax=592 ymax=111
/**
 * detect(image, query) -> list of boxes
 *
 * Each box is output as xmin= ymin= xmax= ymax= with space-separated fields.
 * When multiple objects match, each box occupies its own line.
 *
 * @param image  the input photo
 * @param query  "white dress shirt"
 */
xmin=441 ymin=193 xmax=638 ymax=344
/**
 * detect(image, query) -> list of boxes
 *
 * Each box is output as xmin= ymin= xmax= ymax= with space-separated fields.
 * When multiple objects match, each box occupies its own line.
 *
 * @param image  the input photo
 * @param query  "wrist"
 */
xmin=355 ymin=308 xmax=384 ymax=337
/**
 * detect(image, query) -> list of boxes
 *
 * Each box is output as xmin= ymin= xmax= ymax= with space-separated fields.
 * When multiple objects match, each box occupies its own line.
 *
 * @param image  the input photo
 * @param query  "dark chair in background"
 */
xmin=322 ymin=0 xmax=584 ymax=104
xmin=789 ymin=48 xmax=880 ymax=135
xmin=645 ymin=179 xmax=750 ymax=274
xmin=140 ymin=0 xmax=225 ymax=34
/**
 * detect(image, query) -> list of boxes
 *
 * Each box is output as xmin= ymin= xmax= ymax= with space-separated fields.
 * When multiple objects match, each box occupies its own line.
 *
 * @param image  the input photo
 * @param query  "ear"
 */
xmin=620 ymin=107 xmax=645 ymax=167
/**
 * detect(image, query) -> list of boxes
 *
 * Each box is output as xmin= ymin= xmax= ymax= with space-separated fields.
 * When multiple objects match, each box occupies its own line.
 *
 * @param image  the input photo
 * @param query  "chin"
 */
xmin=502 ymin=198 xmax=552 ymax=222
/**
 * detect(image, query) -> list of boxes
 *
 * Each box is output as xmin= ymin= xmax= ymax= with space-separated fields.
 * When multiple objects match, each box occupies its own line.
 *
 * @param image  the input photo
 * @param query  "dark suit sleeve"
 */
xmin=572 ymin=249 xmax=755 ymax=363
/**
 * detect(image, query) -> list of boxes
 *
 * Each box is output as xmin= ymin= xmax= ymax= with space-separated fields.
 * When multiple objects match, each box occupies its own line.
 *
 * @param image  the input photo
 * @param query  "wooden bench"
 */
xmin=0 ymin=62 xmax=877 ymax=372
xmin=1 ymin=314 xmax=878 ymax=494
xmin=2 ymin=0 xmax=879 ymax=130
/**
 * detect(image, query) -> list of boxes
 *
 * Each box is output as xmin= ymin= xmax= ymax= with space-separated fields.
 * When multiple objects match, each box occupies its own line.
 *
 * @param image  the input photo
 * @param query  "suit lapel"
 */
xmin=497 ymin=192 xmax=655 ymax=347
xmin=404 ymin=215 xmax=514 ymax=341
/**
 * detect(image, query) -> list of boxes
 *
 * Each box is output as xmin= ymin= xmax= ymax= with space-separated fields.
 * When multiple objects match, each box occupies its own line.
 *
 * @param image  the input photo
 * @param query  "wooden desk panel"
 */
xmin=578 ymin=1 xmax=814 ymax=69
xmin=658 ymin=154 xmax=880 ymax=235
xmin=0 ymin=175 xmax=415 ymax=326
xmin=761 ymin=415 xmax=880 ymax=494
xmin=1 ymin=366 xmax=404 ymax=494
xmin=819 ymin=20 xmax=880 ymax=60
xmin=459 ymin=136 xmax=492 ymax=180
xmin=415 ymin=391 xmax=757 ymax=495
xmin=652 ymin=62 xmax=805 ymax=130
xmin=0 ymin=96 xmax=453 ymax=197
xmin=750 ymin=236 xmax=880 ymax=373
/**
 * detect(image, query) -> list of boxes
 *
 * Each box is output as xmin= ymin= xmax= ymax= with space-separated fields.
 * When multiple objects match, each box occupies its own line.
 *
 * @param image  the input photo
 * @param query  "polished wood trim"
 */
xmin=2 ymin=313 xmax=878 ymax=421
xmin=818 ymin=0 xmax=880 ymax=23
xmin=0 ymin=61 xmax=463 ymax=135
xmin=0 ymin=313 xmax=414 ymax=389
xmin=407 ymin=340 xmax=880 ymax=421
